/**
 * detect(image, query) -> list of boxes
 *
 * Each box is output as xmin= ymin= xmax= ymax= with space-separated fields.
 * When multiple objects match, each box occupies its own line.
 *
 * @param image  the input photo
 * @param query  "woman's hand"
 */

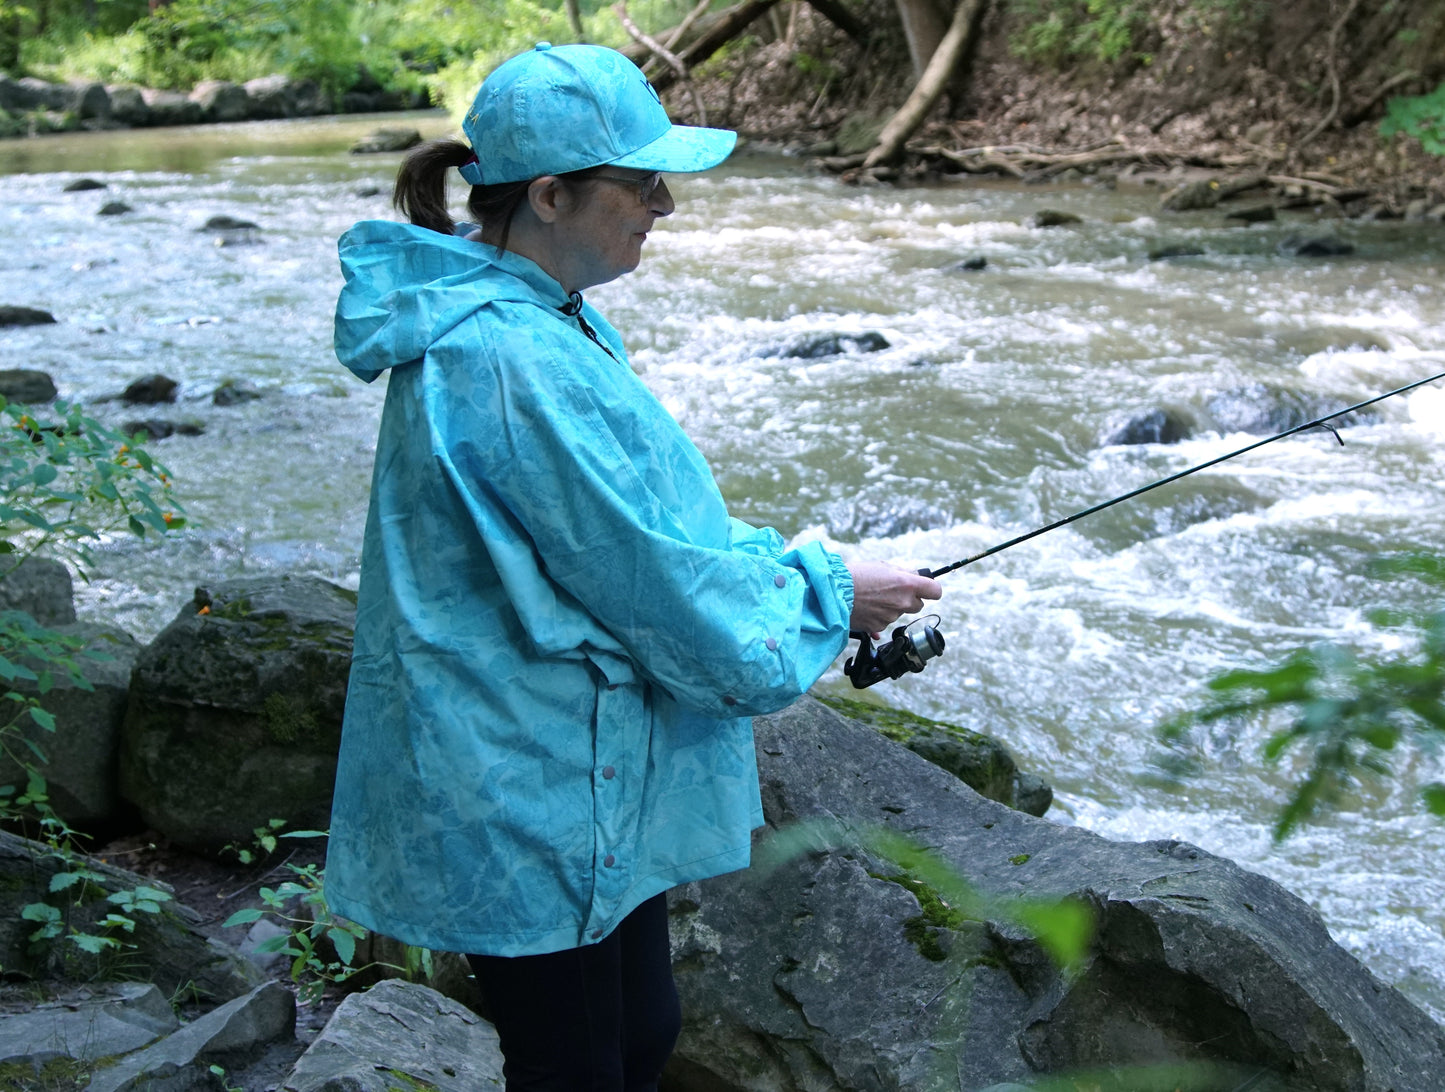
xmin=846 ymin=561 xmax=943 ymax=634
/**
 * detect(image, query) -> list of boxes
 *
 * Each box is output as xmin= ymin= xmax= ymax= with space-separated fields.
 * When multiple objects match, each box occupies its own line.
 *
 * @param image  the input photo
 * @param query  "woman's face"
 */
xmin=555 ymin=168 xmax=674 ymax=292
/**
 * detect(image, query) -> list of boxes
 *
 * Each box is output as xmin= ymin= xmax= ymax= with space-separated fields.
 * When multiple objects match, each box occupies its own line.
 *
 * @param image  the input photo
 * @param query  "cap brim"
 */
xmin=610 ymin=123 xmax=737 ymax=173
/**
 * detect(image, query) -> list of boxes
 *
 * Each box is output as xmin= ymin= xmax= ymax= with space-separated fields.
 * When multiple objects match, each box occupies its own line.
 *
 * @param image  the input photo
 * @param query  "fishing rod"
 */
xmin=844 ymin=367 xmax=1445 ymax=689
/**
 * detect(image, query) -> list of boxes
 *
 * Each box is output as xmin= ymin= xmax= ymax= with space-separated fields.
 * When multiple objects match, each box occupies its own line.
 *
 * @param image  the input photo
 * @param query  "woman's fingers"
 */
xmin=847 ymin=561 xmax=943 ymax=633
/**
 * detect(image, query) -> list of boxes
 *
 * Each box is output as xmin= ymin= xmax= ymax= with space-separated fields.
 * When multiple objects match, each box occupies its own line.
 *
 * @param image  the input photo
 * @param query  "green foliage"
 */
xmin=221 ymin=829 xmax=432 ymax=1004
xmin=1 ymin=398 xmax=183 ymax=576
xmin=1008 ymin=0 xmax=1153 ymax=69
xmin=12 ymin=802 xmax=175 ymax=962
xmin=133 ymin=0 xmax=371 ymax=95
xmin=1162 ymin=554 xmax=1445 ymax=840
xmin=0 ymin=398 xmax=184 ymax=972
xmin=222 ymin=816 xmax=290 ymax=865
xmin=1380 ymin=80 xmax=1445 ymax=156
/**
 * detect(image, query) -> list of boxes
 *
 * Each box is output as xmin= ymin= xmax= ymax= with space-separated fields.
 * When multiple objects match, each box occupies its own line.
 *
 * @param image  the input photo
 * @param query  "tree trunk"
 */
xmin=565 ymin=0 xmax=586 ymax=41
xmin=892 ymin=0 xmax=952 ymax=79
xmin=802 ymin=0 xmax=870 ymax=48
xmin=863 ymin=0 xmax=988 ymax=169
xmin=648 ymin=0 xmax=782 ymax=93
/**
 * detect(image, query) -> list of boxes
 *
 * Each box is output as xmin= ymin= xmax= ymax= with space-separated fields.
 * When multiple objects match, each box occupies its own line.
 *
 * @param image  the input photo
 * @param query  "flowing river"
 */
xmin=3 ymin=113 xmax=1443 ymax=1021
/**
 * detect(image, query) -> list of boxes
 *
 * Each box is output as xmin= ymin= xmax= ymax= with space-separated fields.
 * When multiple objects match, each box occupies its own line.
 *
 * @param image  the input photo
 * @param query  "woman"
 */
xmin=325 ymin=42 xmax=941 ymax=1090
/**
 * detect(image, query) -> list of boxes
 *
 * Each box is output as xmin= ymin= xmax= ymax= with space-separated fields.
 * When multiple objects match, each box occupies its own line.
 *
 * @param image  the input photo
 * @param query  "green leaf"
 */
xmin=49 ymin=871 xmax=94 ymax=892
xmin=223 ymin=907 xmax=265 ymax=928
xmin=28 ymin=707 xmax=55 ymax=731
xmin=1012 ymin=898 xmax=1094 ymax=971
xmin=21 ymin=902 xmax=61 ymax=923
xmin=70 ymin=933 xmax=121 ymax=953
xmin=327 ymin=926 xmax=356 ymax=966
xmin=31 ymin=463 xmax=57 ymax=486
xmin=279 ymin=829 xmax=329 ymax=839
xmin=128 ymin=514 xmax=146 ymax=537
xmin=254 ymin=934 xmax=299 ymax=955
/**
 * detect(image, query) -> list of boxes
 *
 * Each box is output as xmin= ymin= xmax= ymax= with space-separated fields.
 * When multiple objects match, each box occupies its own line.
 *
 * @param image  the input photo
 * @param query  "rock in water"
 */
xmin=200 ymin=214 xmax=261 ymax=231
xmin=120 ymin=373 xmax=179 ymax=404
xmin=350 ymin=126 xmax=422 ymax=154
xmin=0 ymin=305 xmax=58 ymax=327
xmin=1104 ymin=406 xmax=1193 ymax=445
xmin=0 ymin=368 xmax=58 ymax=403
xmin=1033 ymin=209 xmax=1082 ymax=227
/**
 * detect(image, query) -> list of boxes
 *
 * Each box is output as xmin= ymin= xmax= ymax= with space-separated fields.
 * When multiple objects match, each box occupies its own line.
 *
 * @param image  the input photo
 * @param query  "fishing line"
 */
xmin=844 ymin=368 xmax=1445 ymax=688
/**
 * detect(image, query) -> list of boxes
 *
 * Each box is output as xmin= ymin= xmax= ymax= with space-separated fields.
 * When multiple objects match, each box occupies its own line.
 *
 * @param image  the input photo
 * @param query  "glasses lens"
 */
xmin=638 ymin=173 xmax=662 ymax=203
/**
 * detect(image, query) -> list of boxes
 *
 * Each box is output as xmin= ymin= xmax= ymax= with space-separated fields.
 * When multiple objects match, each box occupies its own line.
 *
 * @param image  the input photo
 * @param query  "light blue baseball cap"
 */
xmin=458 ymin=42 xmax=737 ymax=186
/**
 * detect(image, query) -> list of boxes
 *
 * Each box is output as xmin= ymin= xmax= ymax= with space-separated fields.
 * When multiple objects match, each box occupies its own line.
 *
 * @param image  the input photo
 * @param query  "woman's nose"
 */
xmin=649 ymin=177 xmax=675 ymax=217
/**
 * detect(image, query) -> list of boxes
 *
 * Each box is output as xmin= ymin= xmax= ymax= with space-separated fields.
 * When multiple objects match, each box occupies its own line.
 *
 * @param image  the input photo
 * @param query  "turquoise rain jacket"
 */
xmin=325 ymin=220 xmax=855 ymax=956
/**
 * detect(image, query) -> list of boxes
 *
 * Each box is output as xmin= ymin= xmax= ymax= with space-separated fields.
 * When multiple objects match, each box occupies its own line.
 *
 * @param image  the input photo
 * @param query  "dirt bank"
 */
xmin=685 ymin=0 xmax=1445 ymax=205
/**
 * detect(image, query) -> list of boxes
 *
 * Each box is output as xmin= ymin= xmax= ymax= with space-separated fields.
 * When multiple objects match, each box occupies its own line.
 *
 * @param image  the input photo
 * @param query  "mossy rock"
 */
xmin=119 ymin=576 xmax=357 ymax=853
xmin=817 ymin=695 xmax=1051 ymax=816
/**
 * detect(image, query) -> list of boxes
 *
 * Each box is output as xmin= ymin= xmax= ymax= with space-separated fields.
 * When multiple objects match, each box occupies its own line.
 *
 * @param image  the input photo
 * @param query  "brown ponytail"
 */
xmin=392 ymin=142 xmax=604 ymax=252
xmin=393 ymin=138 xmax=536 ymax=251
xmin=393 ymin=139 xmax=473 ymax=236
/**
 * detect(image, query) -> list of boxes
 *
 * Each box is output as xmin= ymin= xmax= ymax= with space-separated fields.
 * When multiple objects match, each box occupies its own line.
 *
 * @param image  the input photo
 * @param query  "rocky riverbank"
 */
xmin=0 ymin=549 xmax=1442 ymax=1088
xmin=0 ymin=71 xmax=426 ymax=138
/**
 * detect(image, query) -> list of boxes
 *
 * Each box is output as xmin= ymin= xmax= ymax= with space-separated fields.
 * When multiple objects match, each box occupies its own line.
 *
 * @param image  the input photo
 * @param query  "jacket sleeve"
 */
xmin=427 ymin=324 xmax=854 ymax=719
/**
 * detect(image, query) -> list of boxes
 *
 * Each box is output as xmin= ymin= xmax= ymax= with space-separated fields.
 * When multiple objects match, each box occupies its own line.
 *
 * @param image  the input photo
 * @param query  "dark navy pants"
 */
xmin=466 ymin=894 xmax=681 ymax=1091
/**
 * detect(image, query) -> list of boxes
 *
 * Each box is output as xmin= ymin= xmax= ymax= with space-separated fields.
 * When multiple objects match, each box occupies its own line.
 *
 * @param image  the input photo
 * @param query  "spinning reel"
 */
xmin=844 ymin=616 xmax=946 ymax=689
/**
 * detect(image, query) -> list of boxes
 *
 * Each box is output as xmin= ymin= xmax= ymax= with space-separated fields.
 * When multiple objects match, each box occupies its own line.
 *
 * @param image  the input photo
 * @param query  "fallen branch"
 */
xmin=886 ymin=139 xmax=1265 ymax=178
xmin=663 ymin=0 xmax=713 ymax=52
xmin=1300 ymin=0 xmax=1364 ymax=145
xmin=614 ymin=0 xmax=709 ymax=125
xmin=649 ymin=0 xmax=783 ymax=94
xmin=862 ymin=0 xmax=989 ymax=170
xmin=1266 ymin=174 xmax=1342 ymax=196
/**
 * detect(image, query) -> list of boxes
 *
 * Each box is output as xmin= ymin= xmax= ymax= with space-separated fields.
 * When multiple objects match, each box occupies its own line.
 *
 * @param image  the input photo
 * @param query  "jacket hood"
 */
xmin=334 ymin=220 xmax=573 ymax=382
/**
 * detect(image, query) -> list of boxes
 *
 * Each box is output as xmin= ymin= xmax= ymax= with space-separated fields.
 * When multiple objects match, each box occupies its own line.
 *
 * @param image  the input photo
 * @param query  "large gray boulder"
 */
xmin=0 ymin=982 xmax=179 ymax=1067
xmin=119 ymin=576 xmax=356 ymax=851
xmin=105 ymin=85 xmax=150 ymax=127
xmin=0 ymin=830 xmax=263 ymax=1000
xmin=188 ymin=79 xmax=250 ymax=123
xmin=139 ymin=88 xmax=202 ymax=127
xmin=0 ymin=367 xmax=58 ymax=403
xmin=85 ymin=981 xmax=294 ymax=1092
xmin=665 ymin=697 xmax=1445 ymax=1091
xmin=283 ymin=979 xmax=503 ymax=1092
xmin=0 ymin=621 xmax=139 ymax=828
xmin=243 ymin=74 xmax=328 ymax=118
xmin=0 ymin=556 xmax=75 ymax=626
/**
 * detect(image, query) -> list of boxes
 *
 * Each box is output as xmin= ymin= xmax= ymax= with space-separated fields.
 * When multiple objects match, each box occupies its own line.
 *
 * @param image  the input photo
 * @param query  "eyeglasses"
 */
xmin=591 ymin=171 xmax=665 ymax=205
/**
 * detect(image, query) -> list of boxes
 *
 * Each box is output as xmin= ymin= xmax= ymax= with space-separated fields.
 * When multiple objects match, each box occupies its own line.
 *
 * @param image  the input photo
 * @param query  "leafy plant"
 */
xmin=1008 ymin=0 xmax=1153 ymax=69
xmin=221 ymin=830 xmax=431 ymax=1004
xmin=12 ymin=785 xmax=175 ymax=960
xmin=1 ymin=396 xmax=184 ymax=968
xmin=222 ymin=816 xmax=290 ymax=865
xmin=1162 ymin=553 xmax=1445 ymax=839
xmin=1 ymin=397 xmax=183 ymax=577
xmin=1380 ymin=80 xmax=1445 ymax=156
